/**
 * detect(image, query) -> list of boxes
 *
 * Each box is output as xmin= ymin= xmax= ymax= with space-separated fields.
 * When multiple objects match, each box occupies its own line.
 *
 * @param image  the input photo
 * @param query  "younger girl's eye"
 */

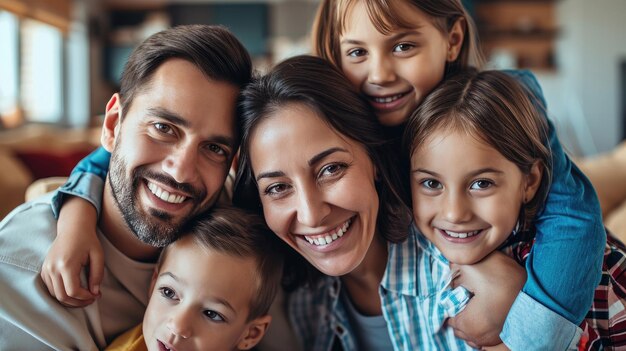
xmin=204 ymin=310 xmax=225 ymax=322
xmin=470 ymin=179 xmax=493 ymax=190
xmin=159 ymin=287 xmax=177 ymax=300
xmin=420 ymin=179 xmax=442 ymax=190
xmin=393 ymin=43 xmax=414 ymax=52
xmin=347 ymin=48 xmax=366 ymax=57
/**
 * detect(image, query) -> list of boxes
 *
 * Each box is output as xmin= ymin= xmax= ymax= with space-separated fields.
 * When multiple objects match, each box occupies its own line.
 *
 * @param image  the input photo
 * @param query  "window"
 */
xmin=0 ymin=11 xmax=19 ymax=126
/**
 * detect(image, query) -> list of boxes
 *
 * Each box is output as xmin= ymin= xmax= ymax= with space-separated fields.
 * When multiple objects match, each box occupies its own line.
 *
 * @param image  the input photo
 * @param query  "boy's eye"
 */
xmin=159 ymin=287 xmax=177 ymax=300
xmin=470 ymin=179 xmax=493 ymax=190
xmin=393 ymin=43 xmax=414 ymax=52
xmin=204 ymin=310 xmax=225 ymax=322
xmin=153 ymin=122 xmax=173 ymax=134
xmin=420 ymin=179 xmax=442 ymax=190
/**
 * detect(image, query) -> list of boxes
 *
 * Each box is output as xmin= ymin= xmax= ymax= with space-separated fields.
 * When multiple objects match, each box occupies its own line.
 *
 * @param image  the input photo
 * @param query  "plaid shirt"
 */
xmin=288 ymin=225 xmax=475 ymax=351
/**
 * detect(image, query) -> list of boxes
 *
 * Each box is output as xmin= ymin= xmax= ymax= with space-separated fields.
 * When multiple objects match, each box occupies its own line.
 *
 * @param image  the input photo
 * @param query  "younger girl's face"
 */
xmin=339 ymin=1 xmax=464 ymax=126
xmin=249 ymin=103 xmax=382 ymax=277
xmin=410 ymin=129 xmax=541 ymax=265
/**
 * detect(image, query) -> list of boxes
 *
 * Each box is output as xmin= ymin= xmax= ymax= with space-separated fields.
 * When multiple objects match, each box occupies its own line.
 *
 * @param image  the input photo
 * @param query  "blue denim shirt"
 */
xmin=53 ymin=70 xmax=605 ymax=350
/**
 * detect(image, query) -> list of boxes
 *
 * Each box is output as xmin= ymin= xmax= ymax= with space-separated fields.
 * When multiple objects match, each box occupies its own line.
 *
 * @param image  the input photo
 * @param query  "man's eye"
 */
xmin=154 ymin=123 xmax=173 ymax=134
xmin=206 ymin=144 xmax=226 ymax=156
xmin=204 ymin=310 xmax=225 ymax=322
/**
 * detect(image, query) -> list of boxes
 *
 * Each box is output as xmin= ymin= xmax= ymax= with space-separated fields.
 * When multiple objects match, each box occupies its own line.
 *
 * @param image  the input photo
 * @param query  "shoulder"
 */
xmin=0 ymin=193 xmax=57 ymax=272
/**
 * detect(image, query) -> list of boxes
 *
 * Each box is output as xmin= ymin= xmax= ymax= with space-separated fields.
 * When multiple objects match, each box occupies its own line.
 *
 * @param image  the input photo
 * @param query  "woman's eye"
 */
xmin=420 ymin=179 xmax=442 ymax=190
xmin=153 ymin=122 xmax=173 ymax=134
xmin=159 ymin=287 xmax=177 ymax=300
xmin=470 ymin=179 xmax=493 ymax=190
xmin=320 ymin=163 xmax=346 ymax=177
xmin=347 ymin=48 xmax=366 ymax=57
xmin=393 ymin=43 xmax=414 ymax=52
xmin=265 ymin=183 xmax=290 ymax=195
xmin=204 ymin=310 xmax=225 ymax=322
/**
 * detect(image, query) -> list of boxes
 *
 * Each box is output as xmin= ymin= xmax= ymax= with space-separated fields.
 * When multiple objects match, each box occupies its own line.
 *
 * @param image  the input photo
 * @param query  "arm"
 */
xmin=448 ymin=251 xmax=526 ymax=349
xmin=41 ymin=147 xmax=111 ymax=307
xmin=499 ymin=70 xmax=605 ymax=350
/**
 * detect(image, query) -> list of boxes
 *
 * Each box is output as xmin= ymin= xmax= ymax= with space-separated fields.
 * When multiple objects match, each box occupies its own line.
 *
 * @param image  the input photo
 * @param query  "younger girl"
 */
xmin=405 ymin=69 xmax=625 ymax=350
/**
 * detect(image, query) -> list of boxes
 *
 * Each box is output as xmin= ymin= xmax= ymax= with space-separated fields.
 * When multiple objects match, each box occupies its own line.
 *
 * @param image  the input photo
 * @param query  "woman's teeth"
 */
xmin=443 ymin=230 xmax=480 ymax=239
xmin=305 ymin=219 xmax=352 ymax=246
xmin=147 ymin=182 xmax=186 ymax=204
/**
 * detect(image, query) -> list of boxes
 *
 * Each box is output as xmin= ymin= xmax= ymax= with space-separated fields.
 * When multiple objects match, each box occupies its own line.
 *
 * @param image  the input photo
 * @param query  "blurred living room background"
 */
xmin=1 ymin=0 xmax=626 ymax=220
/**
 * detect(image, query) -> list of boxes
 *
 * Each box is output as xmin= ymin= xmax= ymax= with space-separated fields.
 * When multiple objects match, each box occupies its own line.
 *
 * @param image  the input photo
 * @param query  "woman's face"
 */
xmin=249 ymin=103 xmax=380 ymax=276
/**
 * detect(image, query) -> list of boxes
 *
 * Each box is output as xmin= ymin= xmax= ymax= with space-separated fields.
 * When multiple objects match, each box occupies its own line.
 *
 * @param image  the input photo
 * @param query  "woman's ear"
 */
xmin=447 ymin=17 xmax=466 ymax=62
xmin=237 ymin=315 xmax=272 ymax=350
xmin=101 ymin=93 xmax=122 ymax=153
xmin=523 ymin=162 xmax=543 ymax=204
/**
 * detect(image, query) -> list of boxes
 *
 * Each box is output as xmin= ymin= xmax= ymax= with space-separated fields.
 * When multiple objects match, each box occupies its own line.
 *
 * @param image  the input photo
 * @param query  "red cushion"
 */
xmin=14 ymin=149 xmax=95 ymax=180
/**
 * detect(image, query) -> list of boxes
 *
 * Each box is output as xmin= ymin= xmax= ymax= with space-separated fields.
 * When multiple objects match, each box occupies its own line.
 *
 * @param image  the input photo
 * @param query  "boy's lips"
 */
xmin=437 ymin=228 xmax=484 ymax=243
xmin=158 ymin=339 xmax=178 ymax=351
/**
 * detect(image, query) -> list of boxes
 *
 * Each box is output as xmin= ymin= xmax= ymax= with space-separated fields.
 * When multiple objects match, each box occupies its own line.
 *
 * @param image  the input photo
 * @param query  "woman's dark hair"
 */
xmin=404 ymin=69 xmax=552 ymax=232
xmin=233 ymin=55 xmax=410 ymax=288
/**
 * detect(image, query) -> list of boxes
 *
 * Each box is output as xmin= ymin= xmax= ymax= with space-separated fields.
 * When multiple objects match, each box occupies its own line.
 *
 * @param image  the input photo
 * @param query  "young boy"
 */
xmin=106 ymin=206 xmax=284 ymax=351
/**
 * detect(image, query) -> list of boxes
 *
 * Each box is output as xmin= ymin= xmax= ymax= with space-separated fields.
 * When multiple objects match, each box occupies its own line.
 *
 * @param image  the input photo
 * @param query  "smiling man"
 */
xmin=0 ymin=25 xmax=251 ymax=350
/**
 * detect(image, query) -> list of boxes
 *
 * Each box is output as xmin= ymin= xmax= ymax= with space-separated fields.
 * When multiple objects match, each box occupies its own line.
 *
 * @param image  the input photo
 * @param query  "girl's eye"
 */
xmin=319 ymin=163 xmax=346 ymax=177
xmin=265 ymin=183 xmax=290 ymax=196
xmin=204 ymin=310 xmax=225 ymax=322
xmin=159 ymin=287 xmax=177 ymax=300
xmin=393 ymin=43 xmax=414 ymax=52
xmin=153 ymin=122 xmax=173 ymax=134
xmin=470 ymin=179 xmax=493 ymax=190
xmin=420 ymin=179 xmax=442 ymax=190
xmin=347 ymin=48 xmax=366 ymax=57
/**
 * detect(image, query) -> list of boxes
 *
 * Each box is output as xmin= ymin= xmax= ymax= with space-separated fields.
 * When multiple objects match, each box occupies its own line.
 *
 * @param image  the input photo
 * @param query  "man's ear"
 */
xmin=237 ymin=315 xmax=272 ymax=350
xmin=101 ymin=93 xmax=123 ymax=153
xmin=447 ymin=17 xmax=466 ymax=62
xmin=523 ymin=162 xmax=543 ymax=203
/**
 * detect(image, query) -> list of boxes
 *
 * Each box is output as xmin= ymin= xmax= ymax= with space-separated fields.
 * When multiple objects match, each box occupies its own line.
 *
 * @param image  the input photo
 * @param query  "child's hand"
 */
xmin=481 ymin=343 xmax=511 ymax=351
xmin=447 ymin=251 xmax=526 ymax=348
xmin=41 ymin=196 xmax=104 ymax=307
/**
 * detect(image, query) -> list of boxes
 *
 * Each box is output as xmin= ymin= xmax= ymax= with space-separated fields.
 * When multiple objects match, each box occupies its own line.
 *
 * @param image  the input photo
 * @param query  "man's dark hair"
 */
xmin=119 ymin=24 xmax=252 ymax=116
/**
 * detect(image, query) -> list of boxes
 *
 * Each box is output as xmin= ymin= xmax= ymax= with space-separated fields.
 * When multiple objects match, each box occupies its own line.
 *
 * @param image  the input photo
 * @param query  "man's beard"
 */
xmin=108 ymin=146 xmax=207 ymax=248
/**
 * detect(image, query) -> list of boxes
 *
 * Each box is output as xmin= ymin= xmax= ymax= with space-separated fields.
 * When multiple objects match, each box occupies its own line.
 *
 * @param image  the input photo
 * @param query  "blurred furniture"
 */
xmin=576 ymin=141 xmax=626 ymax=241
xmin=0 ymin=125 xmax=99 ymax=219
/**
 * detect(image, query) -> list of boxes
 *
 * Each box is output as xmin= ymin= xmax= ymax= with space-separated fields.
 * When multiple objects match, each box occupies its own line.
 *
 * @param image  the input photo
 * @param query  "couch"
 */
xmin=0 ymin=125 xmax=99 ymax=219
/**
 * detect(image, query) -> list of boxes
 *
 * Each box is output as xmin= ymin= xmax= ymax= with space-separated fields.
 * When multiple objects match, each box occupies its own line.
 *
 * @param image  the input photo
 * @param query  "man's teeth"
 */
xmin=305 ymin=219 xmax=351 ymax=246
xmin=373 ymin=93 xmax=404 ymax=103
xmin=147 ymin=182 xmax=186 ymax=204
xmin=443 ymin=230 xmax=480 ymax=239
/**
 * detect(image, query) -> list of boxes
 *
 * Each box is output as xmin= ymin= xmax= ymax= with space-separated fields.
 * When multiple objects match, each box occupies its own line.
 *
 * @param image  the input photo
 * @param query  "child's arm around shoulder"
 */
xmin=41 ymin=146 xmax=112 ymax=307
xmin=501 ymin=69 xmax=605 ymax=350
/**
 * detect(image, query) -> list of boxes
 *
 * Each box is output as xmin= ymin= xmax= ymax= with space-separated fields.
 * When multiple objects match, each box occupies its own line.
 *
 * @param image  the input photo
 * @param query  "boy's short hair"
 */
xmin=159 ymin=206 xmax=284 ymax=321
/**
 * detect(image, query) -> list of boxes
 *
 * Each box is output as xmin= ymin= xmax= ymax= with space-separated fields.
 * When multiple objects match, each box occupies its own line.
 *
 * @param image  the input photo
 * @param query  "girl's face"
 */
xmin=339 ymin=1 xmax=464 ymax=126
xmin=410 ymin=129 xmax=541 ymax=265
xmin=249 ymin=103 xmax=381 ymax=277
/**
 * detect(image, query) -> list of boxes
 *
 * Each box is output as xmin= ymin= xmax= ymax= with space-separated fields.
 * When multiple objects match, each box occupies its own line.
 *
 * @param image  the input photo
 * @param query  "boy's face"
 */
xmin=339 ymin=1 xmax=464 ymax=126
xmin=142 ymin=235 xmax=269 ymax=351
xmin=410 ymin=129 xmax=540 ymax=265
